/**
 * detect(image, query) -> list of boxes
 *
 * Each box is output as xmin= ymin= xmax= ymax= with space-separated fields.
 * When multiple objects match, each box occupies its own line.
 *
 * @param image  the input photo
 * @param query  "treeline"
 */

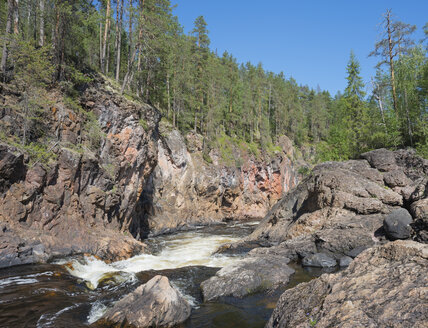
xmin=0 ymin=1 xmax=427 ymax=160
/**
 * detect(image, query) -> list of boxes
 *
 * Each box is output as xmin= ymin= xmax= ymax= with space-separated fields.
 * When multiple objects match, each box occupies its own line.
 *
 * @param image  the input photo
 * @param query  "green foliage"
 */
xmin=10 ymin=41 xmax=54 ymax=89
xmin=1 ymin=2 xmax=426 ymax=165
xmin=202 ymin=151 xmax=213 ymax=164
xmin=298 ymin=166 xmax=311 ymax=176
xmin=139 ymin=118 xmax=149 ymax=131
xmin=0 ymin=132 xmax=57 ymax=167
xmin=83 ymin=110 xmax=105 ymax=151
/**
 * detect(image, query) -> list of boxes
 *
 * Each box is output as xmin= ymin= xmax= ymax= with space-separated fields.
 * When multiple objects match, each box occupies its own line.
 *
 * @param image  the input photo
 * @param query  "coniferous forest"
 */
xmin=0 ymin=0 xmax=427 ymax=162
xmin=1 ymin=2 xmax=428 ymax=327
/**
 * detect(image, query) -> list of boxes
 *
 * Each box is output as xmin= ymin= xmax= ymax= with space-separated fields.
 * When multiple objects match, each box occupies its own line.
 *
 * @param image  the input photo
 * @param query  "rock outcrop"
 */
xmin=97 ymin=275 xmax=191 ymax=328
xmin=0 ymin=78 xmax=160 ymax=267
xmin=200 ymin=255 xmax=295 ymax=301
xmin=138 ymin=128 xmax=300 ymax=237
xmin=266 ymin=241 xmax=428 ymax=328
xmin=228 ymin=149 xmax=427 ymax=265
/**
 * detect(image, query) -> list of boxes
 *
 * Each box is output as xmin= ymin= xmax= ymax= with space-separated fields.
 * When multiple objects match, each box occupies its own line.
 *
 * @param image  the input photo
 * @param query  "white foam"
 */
xmin=87 ymin=300 xmax=108 ymax=324
xmin=36 ymin=304 xmax=79 ymax=328
xmin=0 ymin=277 xmax=39 ymax=288
xmin=63 ymin=231 xmax=242 ymax=289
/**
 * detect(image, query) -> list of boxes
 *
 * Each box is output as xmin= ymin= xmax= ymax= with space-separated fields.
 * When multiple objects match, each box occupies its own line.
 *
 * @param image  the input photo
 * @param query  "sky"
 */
xmin=172 ymin=0 xmax=428 ymax=96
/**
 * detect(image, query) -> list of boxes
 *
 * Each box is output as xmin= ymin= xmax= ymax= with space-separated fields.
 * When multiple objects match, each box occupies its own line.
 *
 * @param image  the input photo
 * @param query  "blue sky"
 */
xmin=172 ymin=0 xmax=428 ymax=96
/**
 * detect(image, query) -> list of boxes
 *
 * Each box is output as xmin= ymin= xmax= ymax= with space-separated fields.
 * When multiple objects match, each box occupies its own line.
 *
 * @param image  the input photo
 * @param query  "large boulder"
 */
xmin=97 ymin=275 xmax=191 ymax=328
xmin=383 ymin=208 xmax=413 ymax=240
xmin=200 ymin=255 xmax=295 ymax=301
xmin=266 ymin=241 xmax=428 ymax=328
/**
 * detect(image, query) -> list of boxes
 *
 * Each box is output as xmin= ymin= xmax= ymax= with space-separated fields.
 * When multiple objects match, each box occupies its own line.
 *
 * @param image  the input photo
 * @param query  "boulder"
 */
xmin=200 ymin=255 xmax=295 ymax=301
xmin=338 ymin=256 xmax=353 ymax=267
xmin=302 ymin=253 xmax=336 ymax=268
xmin=97 ymin=275 xmax=191 ymax=328
xmin=383 ymin=208 xmax=413 ymax=240
xmin=266 ymin=241 xmax=428 ymax=328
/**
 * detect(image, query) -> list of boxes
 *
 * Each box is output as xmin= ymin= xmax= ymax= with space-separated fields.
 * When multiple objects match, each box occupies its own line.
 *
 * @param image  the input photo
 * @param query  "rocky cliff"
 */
xmin=136 ymin=128 xmax=300 ymax=237
xmin=0 ymin=77 xmax=302 ymax=267
xmin=0 ymin=78 xmax=160 ymax=267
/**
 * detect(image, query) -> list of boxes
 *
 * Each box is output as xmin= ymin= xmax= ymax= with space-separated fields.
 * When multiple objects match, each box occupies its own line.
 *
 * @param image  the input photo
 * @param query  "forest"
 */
xmin=1 ymin=0 xmax=427 ymax=163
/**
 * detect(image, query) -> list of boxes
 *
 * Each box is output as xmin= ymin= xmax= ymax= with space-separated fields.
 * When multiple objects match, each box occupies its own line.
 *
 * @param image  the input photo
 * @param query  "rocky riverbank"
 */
xmin=201 ymin=148 xmax=428 ymax=326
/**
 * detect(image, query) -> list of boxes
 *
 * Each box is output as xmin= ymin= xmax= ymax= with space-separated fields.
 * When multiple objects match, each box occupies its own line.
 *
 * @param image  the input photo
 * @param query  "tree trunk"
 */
xmin=1 ymin=0 xmax=14 ymax=76
xmin=386 ymin=10 xmax=398 ymax=117
xmin=38 ymin=0 xmax=45 ymax=46
xmin=166 ymin=72 xmax=171 ymax=119
xmin=127 ymin=0 xmax=133 ymax=73
xmin=22 ymin=91 xmax=28 ymax=146
xmin=115 ymin=0 xmax=123 ymax=81
xmin=99 ymin=21 xmax=103 ymax=69
xmin=101 ymin=0 xmax=111 ymax=74
xmin=121 ymin=25 xmax=142 ymax=94
xmin=13 ymin=0 xmax=19 ymax=35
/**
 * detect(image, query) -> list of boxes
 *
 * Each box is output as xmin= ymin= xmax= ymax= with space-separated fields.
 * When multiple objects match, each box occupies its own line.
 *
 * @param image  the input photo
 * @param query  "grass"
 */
xmin=0 ymin=131 xmax=58 ymax=167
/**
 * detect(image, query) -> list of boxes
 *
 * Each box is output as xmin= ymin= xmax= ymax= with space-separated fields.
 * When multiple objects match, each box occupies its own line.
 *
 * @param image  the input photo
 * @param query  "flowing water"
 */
xmin=0 ymin=221 xmax=328 ymax=328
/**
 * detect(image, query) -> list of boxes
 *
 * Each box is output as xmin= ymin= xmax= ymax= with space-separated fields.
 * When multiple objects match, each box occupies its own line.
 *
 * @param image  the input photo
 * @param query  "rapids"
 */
xmin=0 ymin=221 xmax=327 ymax=328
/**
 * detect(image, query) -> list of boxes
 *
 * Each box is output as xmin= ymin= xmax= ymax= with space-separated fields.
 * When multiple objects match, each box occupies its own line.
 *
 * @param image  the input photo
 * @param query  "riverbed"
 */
xmin=0 ymin=221 xmax=327 ymax=328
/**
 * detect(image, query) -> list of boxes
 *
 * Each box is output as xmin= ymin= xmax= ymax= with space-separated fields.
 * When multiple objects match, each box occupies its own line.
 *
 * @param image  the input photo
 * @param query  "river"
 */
xmin=0 ymin=221 xmax=327 ymax=328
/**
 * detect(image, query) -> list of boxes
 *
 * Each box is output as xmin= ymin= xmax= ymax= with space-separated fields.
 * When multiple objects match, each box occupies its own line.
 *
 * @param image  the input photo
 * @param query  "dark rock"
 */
xmin=0 ymin=145 xmax=26 ymax=193
xmin=383 ymin=208 xmax=413 ymax=240
xmin=302 ymin=253 xmax=336 ymax=268
xmin=200 ymin=255 xmax=295 ymax=301
xmin=383 ymin=170 xmax=412 ymax=188
xmin=266 ymin=241 xmax=428 ymax=328
xmin=97 ymin=275 xmax=191 ymax=328
xmin=345 ymin=245 xmax=369 ymax=258
xmin=339 ymin=256 xmax=353 ymax=267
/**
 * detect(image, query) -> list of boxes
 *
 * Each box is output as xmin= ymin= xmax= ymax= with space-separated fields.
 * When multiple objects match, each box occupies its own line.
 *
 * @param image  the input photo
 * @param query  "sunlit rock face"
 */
xmin=97 ymin=275 xmax=191 ymax=328
xmin=266 ymin=241 xmax=428 ymax=328
xmin=0 ymin=78 xmax=160 ymax=267
xmin=137 ymin=129 xmax=300 ymax=237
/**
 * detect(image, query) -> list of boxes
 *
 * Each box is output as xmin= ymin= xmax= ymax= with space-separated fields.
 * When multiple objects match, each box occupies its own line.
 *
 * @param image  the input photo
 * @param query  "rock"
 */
xmin=266 ymin=241 xmax=428 ymax=328
xmin=383 ymin=208 xmax=413 ymax=240
xmin=383 ymin=170 xmax=412 ymax=188
xmin=227 ymin=149 xmax=427 ymax=263
xmin=339 ymin=256 xmax=353 ymax=267
xmin=0 ymin=76 xmax=158 ymax=266
xmin=139 ymin=127 xmax=300 ymax=237
xmin=302 ymin=253 xmax=336 ymax=268
xmin=411 ymin=199 xmax=428 ymax=243
xmin=200 ymin=255 xmax=295 ymax=301
xmin=98 ymin=275 xmax=191 ymax=328
xmin=0 ymin=145 xmax=26 ymax=193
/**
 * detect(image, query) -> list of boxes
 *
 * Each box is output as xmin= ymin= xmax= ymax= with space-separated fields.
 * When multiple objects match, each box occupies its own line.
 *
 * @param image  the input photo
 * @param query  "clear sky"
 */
xmin=172 ymin=0 xmax=428 ymax=96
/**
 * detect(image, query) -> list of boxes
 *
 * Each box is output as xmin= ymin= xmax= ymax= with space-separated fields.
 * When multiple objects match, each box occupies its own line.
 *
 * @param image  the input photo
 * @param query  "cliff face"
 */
xmin=0 ymin=78 xmax=302 ymax=266
xmin=137 ymin=129 xmax=300 ymax=237
xmin=0 ymin=79 xmax=160 ymax=267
